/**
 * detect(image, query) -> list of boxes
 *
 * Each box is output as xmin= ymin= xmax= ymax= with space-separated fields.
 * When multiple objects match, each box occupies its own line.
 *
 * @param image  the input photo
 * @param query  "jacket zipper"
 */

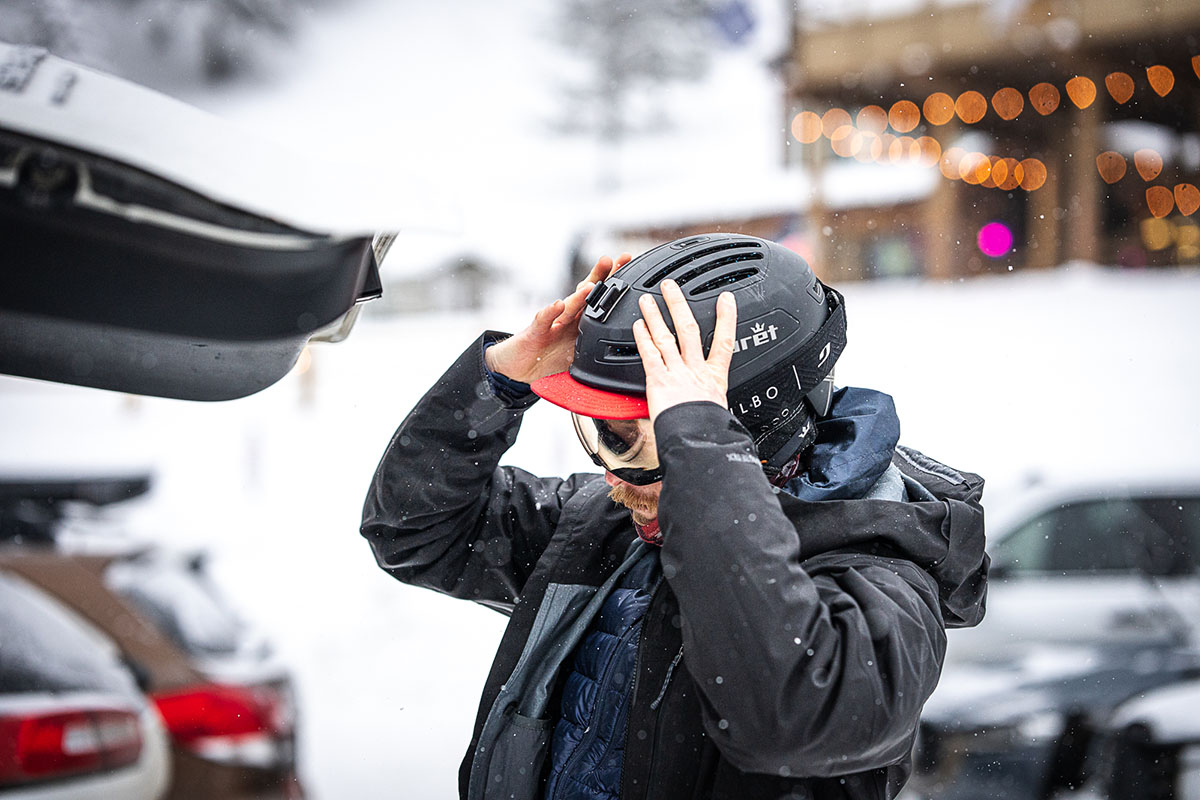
xmin=649 ymin=644 xmax=684 ymax=711
xmin=617 ymin=579 xmax=666 ymax=800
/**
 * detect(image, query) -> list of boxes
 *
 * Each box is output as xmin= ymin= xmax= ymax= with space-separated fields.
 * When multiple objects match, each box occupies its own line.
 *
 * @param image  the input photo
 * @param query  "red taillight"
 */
xmin=152 ymin=683 xmax=291 ymax=765
xmin=0 ymin=707 xmax=143 ymax=787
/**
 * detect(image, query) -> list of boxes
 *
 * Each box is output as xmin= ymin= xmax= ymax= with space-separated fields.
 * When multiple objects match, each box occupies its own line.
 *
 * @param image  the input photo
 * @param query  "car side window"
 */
xmin=994 ymin=499 xmax=1147 ymax=575
xmin=1133 ymin=496 xmax=1199 ymax=576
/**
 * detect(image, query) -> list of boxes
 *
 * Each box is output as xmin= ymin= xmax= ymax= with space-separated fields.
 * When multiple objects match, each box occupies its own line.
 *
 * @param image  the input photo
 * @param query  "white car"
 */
xmin=0 ymin=569 xmax=170 ymax=799
xmin=946 ymin=477 xmax=1200 ymax=664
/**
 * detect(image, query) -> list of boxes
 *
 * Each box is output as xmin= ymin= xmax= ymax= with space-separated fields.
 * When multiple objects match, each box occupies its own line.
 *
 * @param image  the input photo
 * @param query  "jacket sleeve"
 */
xmin=360 ymin=334 xmax=583 ymax=614
xmin=655 ymin=401 xmax=947 ymax=777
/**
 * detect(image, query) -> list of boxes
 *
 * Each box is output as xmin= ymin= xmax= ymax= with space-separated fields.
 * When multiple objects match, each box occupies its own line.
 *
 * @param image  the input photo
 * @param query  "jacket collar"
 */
xmin=783 ymin=386 xmax=901 ymax=503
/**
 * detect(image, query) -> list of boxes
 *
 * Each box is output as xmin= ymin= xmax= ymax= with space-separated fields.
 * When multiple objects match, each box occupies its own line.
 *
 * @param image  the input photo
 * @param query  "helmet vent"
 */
xmin=603 ymin=343 xmax=640 ymax=362
xmin=687 ymin=265 xmax=761 ymax=296
xmin=640 ymin=241 xmax=762 ymax=289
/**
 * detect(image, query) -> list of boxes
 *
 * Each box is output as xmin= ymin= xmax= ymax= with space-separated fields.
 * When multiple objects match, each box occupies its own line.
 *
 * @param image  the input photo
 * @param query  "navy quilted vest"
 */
xmin=543 ymin=548 xmax=662 ymax=800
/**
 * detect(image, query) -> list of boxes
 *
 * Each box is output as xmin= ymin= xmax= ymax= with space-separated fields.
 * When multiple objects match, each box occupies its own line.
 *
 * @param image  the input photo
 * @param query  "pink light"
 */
xmin=977 ymin=222 xmax=1013 ymax=258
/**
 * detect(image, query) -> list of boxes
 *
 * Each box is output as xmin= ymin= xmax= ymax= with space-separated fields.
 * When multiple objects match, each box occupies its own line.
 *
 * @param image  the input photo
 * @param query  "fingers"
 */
xmin=558 ymin=281 xmax=593 ymax=325
xmin=708 ymin=292 xmax=738 ymax=371
xmin=631 ymin=319 xmax=666 ymax=376
xmin=533 ymin=299 xmax=564 ymax=330
xmin=659 ymin=280 xmax=704 ymax=363
xmin=581 ymin=255 xmax=613 ymax=289
xmin=578 ymin=252 xmax=632 ymax=293
xmin=637 ymin=292 xmax=683 ymax=367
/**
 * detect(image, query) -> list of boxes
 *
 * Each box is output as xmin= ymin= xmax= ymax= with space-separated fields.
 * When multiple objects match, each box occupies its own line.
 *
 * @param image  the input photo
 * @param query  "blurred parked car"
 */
xmin=908 ymin=643 xmax=1200 ymax=800
xmin=0 ymin=566 xmax=170 ymax=799
xmin=947 ymin=478 xmax=1200 ymax=664
xmin=908 ymin=479 xmax=1200 ymax=798
xmin=1063 ymin=675 xmax=1200 ymax=800
xmin=0 ymin=475 xmax=302 ymax=800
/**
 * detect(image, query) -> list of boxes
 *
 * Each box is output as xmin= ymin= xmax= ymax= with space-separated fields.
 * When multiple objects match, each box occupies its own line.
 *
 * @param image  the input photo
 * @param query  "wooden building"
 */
xmin=785 ymin=0 xmax=1200 ymax=279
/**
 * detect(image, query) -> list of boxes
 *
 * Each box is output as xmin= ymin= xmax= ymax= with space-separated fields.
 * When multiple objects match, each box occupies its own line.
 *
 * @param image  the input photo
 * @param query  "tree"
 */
xmin=0 ymin=0 xmax=302 ymax=88
xmin=548 ymin=0 xmax=716 ymax=191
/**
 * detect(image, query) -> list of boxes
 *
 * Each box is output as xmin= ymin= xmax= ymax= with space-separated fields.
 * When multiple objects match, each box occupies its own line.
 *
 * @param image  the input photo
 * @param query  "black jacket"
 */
xmin=361 ymin=336 xmax=988 ymax=800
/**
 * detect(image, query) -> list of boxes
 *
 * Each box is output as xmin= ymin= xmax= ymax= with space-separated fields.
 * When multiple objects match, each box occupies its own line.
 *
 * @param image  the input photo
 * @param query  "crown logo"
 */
xmin=751 ymin=322 xmax=765 ymax=334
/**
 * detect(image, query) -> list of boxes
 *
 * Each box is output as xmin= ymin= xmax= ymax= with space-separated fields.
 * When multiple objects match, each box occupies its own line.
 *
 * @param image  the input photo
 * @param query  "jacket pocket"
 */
xmin=484 ymin=710 xmax=552 ymax=800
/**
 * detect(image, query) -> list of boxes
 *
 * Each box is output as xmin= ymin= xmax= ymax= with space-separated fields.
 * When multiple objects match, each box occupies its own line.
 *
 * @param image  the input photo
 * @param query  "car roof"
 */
xmin=985 ymin=474 xmax=1200 ymax=542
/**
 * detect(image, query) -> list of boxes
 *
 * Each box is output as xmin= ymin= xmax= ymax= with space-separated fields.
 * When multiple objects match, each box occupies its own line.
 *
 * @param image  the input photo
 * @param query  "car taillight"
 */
xmin=152 ymin=683 xmax=292 ymax=766
xmin=0 ymin=707 xmax=143 ymax=787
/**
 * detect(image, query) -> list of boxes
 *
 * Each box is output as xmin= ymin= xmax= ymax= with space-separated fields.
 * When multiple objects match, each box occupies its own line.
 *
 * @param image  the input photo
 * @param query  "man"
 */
xmin=361 ymin=233 xmax=988 ymax=800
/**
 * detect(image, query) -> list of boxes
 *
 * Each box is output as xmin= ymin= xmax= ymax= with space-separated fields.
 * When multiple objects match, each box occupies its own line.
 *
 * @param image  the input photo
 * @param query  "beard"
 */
xmin=608 ymin=483 xmax=660 ymax=521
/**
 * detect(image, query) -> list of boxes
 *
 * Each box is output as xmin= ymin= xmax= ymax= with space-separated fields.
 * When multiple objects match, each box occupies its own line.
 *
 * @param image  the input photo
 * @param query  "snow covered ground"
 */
xmin=2 ymin=0 xmax=1199 ymax=797
xmin=3 ymin=266 xmax=1198 ymax=799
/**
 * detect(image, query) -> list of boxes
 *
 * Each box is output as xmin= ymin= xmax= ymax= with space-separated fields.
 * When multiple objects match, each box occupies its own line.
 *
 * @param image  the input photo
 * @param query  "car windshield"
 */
xmin=0 ymin=570 xmax=138 ymax=696
xmin=105 ymin=557 xmax=244 ymax=658
xmin=993 ymin=495 xmax=1200 ymax=576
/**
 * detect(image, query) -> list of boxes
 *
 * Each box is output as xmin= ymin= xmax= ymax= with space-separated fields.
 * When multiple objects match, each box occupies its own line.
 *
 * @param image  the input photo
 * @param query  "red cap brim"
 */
xmin=530 ymin=371 xmax=648 ymax=420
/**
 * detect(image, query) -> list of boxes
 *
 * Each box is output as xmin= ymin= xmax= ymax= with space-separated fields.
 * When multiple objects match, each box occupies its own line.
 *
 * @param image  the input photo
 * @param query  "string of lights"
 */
xmin=791 ymin=55 xmax=1200 ymax=219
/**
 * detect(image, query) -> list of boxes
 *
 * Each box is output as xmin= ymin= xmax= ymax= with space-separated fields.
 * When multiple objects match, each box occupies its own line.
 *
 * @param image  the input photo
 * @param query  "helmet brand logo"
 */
xmin=732 ymin=323 xmax=779 ymax=354
xmin=818 ymin=342 xmax=832 ymax=366
xmin=735 ymin=384 xmax=780 ymax=415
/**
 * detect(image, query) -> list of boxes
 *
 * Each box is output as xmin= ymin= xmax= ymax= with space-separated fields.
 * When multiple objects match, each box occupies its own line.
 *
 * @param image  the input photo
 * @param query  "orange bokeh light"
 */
xmin=1194 ymin=55 xmax=1200 ymax=81
xmin=1066 ymin=76 xmax=1097 ymax=109
xmin=791 ymin=111 xmax=823 ymax=144
xmin=1019 ymin=158 xmax=1047 ymax=191
xmin=880 ymin=132 xmax=896 ymax=157
xmin=830 ymin=125 xmax=860 ymax=157
xmin=867 ymin=134 xmax=885 ymax=161
xmin=856 ymin=105 xmax=888 ymax=135
xmin=991 ymin=87 xmax=1024 ymax=121
xmin=1029 ymin=83 xmax=1061 ymax=116
xmin=955 ymin=91 xmax=988 ymax=124
xmin=1096 ymin=151 xmax=1127 ymax=184
xmin=916 ymin=136 xmax=941 ymax=168
xmin=1176 ymin=184 xmax=1200 ymax=217
xmin=959 ymin=152 xmax=991 ymax=185
xmin=888 ymin=135 xmax=912 ymax=162
xmin=995 ymin=158 xmax=1023 ymax=191
xmin=821 ymin=108 xmax=852 ymax=139
xmin=853 ymin=132 xmax=883 ymax=162
xmin=923 ymin=93 xmax=956 ymax=126
xmin=1146 ymin=65 xmax=1175 ymax=97
xmin=988 ymin=159 xmax=1007 ymax=189
xmin=1146 ymin=186 xmax=1175 ymax=219
xmin=940 ymin=146 xmax=966 ymax=180
xmin=1105 ymin=72 xmax=1135 ymax=104
xmin=888 ymin=100 xmax=921 ymax=133
xmin=1135 ymin=149 xmax=1164 ymax=181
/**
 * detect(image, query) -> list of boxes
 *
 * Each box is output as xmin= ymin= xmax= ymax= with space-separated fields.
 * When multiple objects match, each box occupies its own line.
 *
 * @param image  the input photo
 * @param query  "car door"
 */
xmin=946 ymin=493 xmax=1200 ymax=663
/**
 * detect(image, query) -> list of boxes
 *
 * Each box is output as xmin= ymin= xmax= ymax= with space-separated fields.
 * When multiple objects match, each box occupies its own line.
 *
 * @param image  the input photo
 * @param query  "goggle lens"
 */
xmin=571 ymin=413 xmax=663 ymax=486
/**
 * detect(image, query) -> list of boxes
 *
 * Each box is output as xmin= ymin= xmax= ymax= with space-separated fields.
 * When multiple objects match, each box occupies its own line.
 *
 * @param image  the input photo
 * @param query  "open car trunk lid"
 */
xmin=0 ymin=42 xmax=389 ymax=401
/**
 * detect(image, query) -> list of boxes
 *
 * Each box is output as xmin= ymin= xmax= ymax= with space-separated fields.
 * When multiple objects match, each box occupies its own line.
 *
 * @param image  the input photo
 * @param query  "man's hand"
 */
xmin=485 ymin=253 xmax=632 ymax=384
xmin=632 ymin=280 xmax=738 ymax=422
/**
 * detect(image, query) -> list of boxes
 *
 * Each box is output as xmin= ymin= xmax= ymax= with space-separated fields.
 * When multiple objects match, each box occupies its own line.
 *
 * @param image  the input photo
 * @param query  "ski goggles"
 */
xmin=571 ymin=413 xmax=664 ymax=486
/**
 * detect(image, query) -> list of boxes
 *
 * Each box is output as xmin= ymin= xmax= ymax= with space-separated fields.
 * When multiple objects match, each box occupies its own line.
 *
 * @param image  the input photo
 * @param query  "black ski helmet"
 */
xmin=532 ymin=233 xmax=847 ymax=476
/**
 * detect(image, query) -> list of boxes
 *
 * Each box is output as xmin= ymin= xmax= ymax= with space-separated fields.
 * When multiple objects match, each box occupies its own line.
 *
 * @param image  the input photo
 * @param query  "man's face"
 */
xmin=604 ymin=470 xmax=662 ymax=524
xmin=571 ymin=414 xmax=664 ymax=522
